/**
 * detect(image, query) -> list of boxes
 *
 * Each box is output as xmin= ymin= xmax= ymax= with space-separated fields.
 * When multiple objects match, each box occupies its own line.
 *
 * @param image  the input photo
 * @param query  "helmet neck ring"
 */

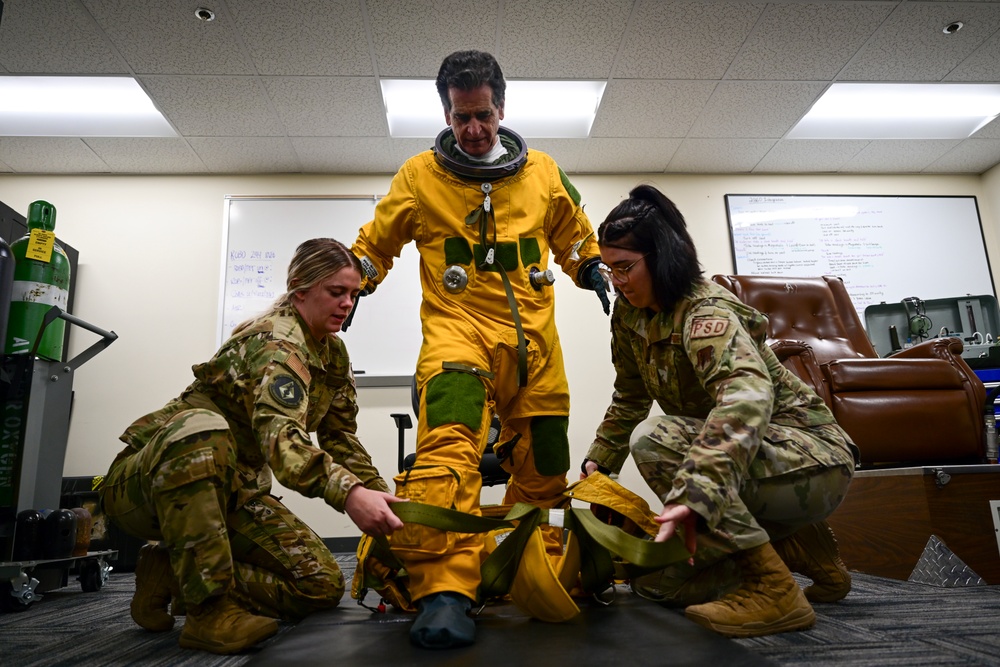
xmin=433 ymin=126 xmax=527 ymax=181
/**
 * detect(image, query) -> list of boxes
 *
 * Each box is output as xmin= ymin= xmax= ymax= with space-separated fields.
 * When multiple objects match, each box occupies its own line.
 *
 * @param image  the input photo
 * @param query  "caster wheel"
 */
xmin=0 ymin=581 xmax=35 ymax=613
xmin=79 ymin=560 xmax=104 ymax=592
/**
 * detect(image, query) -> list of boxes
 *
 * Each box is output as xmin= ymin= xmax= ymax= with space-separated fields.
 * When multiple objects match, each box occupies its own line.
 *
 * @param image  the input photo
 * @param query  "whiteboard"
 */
xmin=218 ymin=196 xmax=421 ymax=386
xmin=724 ymin=194 xmax=995 ymax=322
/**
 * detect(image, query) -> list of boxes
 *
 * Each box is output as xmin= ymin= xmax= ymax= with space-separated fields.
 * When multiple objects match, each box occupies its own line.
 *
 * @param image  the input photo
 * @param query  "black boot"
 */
xmin=409 ymin=592 xmax=475 ymax=649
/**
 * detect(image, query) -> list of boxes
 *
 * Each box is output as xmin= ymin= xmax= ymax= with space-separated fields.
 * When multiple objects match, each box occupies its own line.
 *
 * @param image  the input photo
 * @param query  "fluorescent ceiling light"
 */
xmin=380 ymin=79 xmax=606 ymax=138
xmin=788 ymin=83 xmax=1000 ymax=140
xmin=0 ymin=76 xmax=177 ymax=137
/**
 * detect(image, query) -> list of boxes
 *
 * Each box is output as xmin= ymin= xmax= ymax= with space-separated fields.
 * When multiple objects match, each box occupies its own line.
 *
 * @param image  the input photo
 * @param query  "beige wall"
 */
xmin=0 ymin=170 xmax=995 ymax=538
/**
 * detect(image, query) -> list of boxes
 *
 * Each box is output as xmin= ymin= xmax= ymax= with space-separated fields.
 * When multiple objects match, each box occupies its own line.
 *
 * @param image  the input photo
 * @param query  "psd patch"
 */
xmin=697 ymin=346 xmax=714 ymax=370
xmin=690 ymin=318 xmax=730 ymax=339
xmin=269 ymin=374 xmax=305 ymax=408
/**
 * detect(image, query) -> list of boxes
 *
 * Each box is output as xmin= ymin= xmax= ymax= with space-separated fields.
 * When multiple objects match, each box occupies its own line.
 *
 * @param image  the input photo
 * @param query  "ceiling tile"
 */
xmin=840 ymin=2 xmax=1000 ymax=81
xmin=140 ymin=75 xmax=286 ymax=136
xmin=947 ymin=29 xmax=1000 ymax=82
xmin=84 ymin=138 xmax=207 ymax=173
xmin=0 ymin=0 xmax=124 ymax=73
xmin=840 ymin=140 xmax=962 ymax=173
xmin=925 ymin=139 xmax=1000 ymax=173
xmin=83 ymin=0 xmax=255 ymax=75
xmin=227 ymin=0 xmax=373 ymax=76
xmin=291 ymin=137 xmax=399 ymax=173
xmin=752 ymin=139 xmax=870 ymax=173
xmin=689 ymin=82 xmax=827 ymax=138
xmin=591 ymin=80 xmax=718 ymax=138
xmin=0 ymin=137 xmax=111 ymax=173
xmin=262 ymin=77 xmax=387 ymax=137
xmin=666 ymin=138 xmax=776 ymax=173
xmin=389 ymin=138 xmax=437 ymax=166
xmin=367 ymin=0 xmax=498 ymax=78
xmin=525 ymin=139 xmax=587 ymax=173
xmin=498 ymin=0 xmax=632 ymax=78
xmin=726 ymin=2 xmax=894 ymax=80
xmin=614 ymin=0 xmax=766 ymax=80
xmin=577 ymin=138 xmax=681 ymax=173
xmin=187 ymin=137 xmax=301 ymax=173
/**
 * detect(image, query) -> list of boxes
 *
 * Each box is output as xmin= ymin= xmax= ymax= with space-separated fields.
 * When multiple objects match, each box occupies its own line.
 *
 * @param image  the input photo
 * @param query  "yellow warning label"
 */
xmin=25 ymin=229 xmax=56 ymax=263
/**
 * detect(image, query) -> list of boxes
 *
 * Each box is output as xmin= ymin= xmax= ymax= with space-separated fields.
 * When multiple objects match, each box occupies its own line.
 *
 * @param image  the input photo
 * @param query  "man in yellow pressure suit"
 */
xmin=351 ymin=49 xmax=609 ymax=649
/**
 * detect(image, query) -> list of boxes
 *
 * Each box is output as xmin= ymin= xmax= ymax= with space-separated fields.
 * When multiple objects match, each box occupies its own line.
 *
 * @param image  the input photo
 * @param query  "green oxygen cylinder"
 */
xmin=6 ymin=200 xmax=71 ymax=361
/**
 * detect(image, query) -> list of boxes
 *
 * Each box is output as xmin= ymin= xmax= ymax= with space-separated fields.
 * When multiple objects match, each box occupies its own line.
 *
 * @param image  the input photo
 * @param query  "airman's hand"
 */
xmin=345 ymin=485 xmax=405 ymax=536
xmin=654 ymin=503 xmax=698 ymax=564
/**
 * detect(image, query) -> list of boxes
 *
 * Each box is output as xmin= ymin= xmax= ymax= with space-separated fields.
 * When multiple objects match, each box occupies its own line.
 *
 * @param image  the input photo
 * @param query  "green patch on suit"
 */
xmin=530 ymin=415 xmax=570 ymax=476
xmin=444 ymin=237 xmax=474 ymax=266
xmin=558 ymin=167 xmax=581 ymax=206
xmin=519 ymin=237 xmax=541 ymax=267
xmin=474 ymin=242 xmax=519 ymax=272
xmin=425 ymin=372 xmax=486 ymax=432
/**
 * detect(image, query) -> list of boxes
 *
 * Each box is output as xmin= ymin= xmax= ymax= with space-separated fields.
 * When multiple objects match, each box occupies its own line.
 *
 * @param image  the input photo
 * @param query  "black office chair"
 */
xmin=391 ymin=376 xmax=511 ymax=487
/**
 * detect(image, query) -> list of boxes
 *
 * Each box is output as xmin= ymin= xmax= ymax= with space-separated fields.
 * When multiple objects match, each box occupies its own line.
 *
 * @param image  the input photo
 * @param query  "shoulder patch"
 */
xmin=269 ymin=374 xmax=305 ymax=409
xmin=690 ymin=317 xmax=730 ymax=339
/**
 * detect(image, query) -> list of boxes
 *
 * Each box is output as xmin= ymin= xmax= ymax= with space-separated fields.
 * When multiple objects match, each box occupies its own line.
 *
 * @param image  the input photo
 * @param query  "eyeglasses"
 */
xmin=598 ymin=253 xmax=649 ymax=283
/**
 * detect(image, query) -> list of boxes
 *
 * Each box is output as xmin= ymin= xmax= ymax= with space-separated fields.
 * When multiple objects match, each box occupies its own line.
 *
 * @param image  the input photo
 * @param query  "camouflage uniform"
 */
xmin=100 ymin=305 xmax=389 ymax=620
xmin=585 ymin=281 xmax=857 ymax=594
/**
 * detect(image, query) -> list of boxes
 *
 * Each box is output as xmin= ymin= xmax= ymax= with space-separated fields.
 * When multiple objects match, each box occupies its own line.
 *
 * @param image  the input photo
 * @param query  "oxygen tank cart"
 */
xmin=0 ymin=307 xmax=118 ymax=611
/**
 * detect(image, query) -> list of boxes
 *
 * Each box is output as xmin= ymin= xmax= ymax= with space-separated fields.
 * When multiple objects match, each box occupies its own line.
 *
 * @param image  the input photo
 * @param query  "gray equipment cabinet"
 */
xmin=0 ymin=308 xmax=118 ymax=610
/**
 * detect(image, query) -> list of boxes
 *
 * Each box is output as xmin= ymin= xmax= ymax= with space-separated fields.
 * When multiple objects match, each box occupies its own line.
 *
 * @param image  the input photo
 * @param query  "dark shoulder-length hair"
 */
xmin=597 ymin=184 xmax=703 ymax=312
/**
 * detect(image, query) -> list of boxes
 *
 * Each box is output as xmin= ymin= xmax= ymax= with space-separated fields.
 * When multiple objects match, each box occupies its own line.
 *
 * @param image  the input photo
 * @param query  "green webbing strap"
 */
xmin=371 ymin=501 xmax=516 ymax=581
xmin=497 ymin=267 xmax=527 ymax=387
xmin=389 ymin=499 xmax=512 ymax=534
xmin=473 ymin=195 xmax=528 ymax=387
xmin=567 ymin=508 xmax=691 ymax=571
xmin=565 ymin=511 xmax=616 ymax=593
xmin=382 ymin=500 xmax=539 ymax=599
xmin=378 ymin=500 xmax=691 ymax=599
xmin=479 ymin=503 xmax=544 ymax=598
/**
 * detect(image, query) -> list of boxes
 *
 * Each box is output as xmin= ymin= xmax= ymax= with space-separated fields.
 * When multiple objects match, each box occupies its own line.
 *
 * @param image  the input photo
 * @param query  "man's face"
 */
xmin=445 ymin=84 xmax=504 ymax=157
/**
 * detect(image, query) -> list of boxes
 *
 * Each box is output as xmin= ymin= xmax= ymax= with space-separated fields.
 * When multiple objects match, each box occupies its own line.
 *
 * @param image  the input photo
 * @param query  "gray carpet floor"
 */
xmin=2 ymin=556 xmax=1000 ymax=666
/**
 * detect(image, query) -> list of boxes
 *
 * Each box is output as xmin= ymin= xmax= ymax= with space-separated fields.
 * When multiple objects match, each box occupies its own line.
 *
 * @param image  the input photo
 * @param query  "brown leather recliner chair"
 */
xmin=712 ymin=274 xmax=987 ymax=467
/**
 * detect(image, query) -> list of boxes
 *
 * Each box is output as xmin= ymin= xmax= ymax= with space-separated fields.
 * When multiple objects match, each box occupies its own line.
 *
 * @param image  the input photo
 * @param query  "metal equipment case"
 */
xmin=864 ymin=294 xmax=1000 ymax=367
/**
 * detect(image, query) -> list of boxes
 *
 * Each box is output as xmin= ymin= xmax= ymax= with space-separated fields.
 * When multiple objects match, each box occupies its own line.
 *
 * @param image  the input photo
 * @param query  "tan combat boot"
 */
xmin=684 ymin=542 xmax=815 ymax=638
xmin=772 ymin=520 xmax=851 ymax=603
xmin=632 ymin=556 xmax=741 ymax=607
xmin=130 ymin=543 xmax=176 ymax=632
xmin=179 ymin=594 xmax=278 ymax=654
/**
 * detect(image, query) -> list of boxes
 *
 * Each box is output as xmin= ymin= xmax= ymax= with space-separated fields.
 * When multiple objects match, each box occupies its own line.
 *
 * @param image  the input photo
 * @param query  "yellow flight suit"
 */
xmin=352 ymin=144 xmax=600 ymax=602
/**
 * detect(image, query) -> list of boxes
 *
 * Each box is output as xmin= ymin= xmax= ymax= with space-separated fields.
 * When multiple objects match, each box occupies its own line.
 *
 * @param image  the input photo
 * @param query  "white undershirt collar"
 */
xmin=454 ymin=137 xmax=507 ymax=164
